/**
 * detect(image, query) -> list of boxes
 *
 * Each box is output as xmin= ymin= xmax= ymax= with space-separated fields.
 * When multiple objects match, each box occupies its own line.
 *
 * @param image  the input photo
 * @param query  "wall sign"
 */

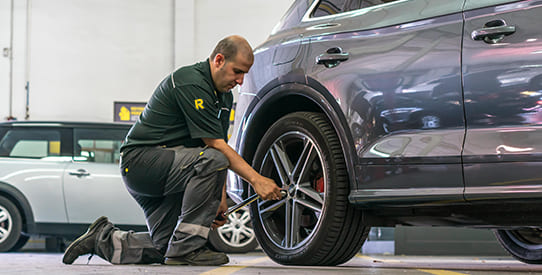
xmin=114 ymin=101 xmax=146 ymax=123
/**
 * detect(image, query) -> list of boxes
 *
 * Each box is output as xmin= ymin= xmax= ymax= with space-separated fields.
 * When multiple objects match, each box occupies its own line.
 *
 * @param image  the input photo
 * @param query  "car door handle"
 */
xmin=69 ymin=169 xmax=90 ymax=177
xmin=316 ymin=47 xmax=349 ymax=68
xmin=471 ymin=20 xmax=516 ymax=44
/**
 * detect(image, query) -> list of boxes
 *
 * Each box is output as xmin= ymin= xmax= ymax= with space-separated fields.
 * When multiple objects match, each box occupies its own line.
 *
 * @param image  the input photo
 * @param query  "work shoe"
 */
xmin=164 ymin=247 xmax=229 ymax=266
xmin=62 ymin=216 xmax=109 ymax=264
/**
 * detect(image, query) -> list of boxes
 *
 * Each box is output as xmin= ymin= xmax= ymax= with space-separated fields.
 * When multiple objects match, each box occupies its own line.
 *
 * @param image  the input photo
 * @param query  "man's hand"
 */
xmin=212 ymin=196 xmax=228 ymax=229
xmin=253 ymin=175 xmax=282 ymax=201
xmin=201 ymin=137 xmax=283 ymax=201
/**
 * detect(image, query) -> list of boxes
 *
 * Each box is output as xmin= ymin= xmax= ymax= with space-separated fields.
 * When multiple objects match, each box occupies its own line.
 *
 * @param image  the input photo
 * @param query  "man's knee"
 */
xmin=194 ymin=148 xmax=229 ymax=176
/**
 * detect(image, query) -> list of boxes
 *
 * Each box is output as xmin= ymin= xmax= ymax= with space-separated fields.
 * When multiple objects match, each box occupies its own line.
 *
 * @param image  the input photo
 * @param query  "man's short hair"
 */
xmin=210 ymin=36 xmax=253 ymax=62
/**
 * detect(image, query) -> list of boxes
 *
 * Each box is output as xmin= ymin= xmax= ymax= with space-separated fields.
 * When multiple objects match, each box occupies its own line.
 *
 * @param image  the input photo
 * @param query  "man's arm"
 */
xmin=202 ymin=138 xmax=282 ymax=200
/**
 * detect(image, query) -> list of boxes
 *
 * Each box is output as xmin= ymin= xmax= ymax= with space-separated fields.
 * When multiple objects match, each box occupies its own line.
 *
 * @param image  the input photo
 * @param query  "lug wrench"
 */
xmin=215 ymin=190 xmax=287 ymax=221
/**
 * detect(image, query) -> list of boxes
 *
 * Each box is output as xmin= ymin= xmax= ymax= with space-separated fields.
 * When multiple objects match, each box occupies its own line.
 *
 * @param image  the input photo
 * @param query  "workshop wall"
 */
xmin=0 ymin=0 xmax=292 ymax=122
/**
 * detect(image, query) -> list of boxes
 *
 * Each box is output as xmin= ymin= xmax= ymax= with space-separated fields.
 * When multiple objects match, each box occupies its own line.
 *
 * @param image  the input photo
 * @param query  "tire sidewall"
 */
xmin=0 ymin=196 xmax=23 ymax=252
xmin=495 ymin=229 xmax=542 ymax=264
xmin=251 ymin=112 xmax=347 ymax=263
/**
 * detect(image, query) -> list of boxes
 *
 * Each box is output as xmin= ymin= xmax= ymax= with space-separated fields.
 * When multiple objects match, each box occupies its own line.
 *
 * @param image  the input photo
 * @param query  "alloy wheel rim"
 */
xmin=0 ymin=205 xmax=12 ymax=244
xmin=257 ymin=131 xmax=326 ymax=250
xmin=217 ymin=208 xmax=255 ymax=248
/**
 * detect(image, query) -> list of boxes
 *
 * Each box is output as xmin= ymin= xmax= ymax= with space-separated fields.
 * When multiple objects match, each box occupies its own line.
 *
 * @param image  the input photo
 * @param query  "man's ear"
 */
xmin=213 ymin=53 xmax=226 ymax=68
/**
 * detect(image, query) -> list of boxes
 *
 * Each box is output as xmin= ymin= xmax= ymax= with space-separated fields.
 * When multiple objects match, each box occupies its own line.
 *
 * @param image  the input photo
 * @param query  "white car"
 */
xmin=0 ymin=121 xmax=254 ymax=253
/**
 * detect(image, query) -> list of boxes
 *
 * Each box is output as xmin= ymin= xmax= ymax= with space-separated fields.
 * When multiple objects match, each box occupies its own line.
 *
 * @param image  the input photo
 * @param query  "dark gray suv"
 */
xmin=227 ymin=0 xmax=542 ymax=265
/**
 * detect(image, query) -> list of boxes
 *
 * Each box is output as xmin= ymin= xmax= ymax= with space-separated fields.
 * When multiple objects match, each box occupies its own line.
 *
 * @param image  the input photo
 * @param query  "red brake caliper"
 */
xmin=314 ymin=176 xmax=324 ymax=193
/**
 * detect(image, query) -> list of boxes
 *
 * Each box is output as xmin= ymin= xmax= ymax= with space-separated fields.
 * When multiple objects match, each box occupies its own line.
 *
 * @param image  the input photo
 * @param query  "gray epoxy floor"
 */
xmin=2 ymin=251 xmax=542 ymax=275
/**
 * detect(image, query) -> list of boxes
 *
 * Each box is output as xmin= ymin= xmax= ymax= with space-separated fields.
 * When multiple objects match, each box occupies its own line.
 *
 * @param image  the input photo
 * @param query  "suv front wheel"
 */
xmin=250 ymin=112 xmax=369 ymax=266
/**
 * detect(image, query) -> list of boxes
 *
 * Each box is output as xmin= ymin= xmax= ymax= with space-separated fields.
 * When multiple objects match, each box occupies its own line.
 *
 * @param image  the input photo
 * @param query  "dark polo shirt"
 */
xmin=121 ymin=59 xmax=233 ymax=150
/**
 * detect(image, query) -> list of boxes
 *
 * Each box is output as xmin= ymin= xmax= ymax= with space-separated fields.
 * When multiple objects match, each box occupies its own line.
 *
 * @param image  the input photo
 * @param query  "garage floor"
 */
xmin=3 ymin=251 xmax=542 ymax=275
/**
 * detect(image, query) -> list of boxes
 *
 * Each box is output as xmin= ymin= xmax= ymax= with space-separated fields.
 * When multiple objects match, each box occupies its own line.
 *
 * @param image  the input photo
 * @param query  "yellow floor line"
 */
xmin=417 ymin=269 xmax=468 ymax=275
xmin=200 ymin=256 xmax=269 ymax=275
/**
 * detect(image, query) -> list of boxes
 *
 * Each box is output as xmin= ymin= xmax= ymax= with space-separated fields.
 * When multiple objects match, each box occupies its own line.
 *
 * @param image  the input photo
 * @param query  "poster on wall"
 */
xmin=114 ymin=101 xmax=146 ymax=123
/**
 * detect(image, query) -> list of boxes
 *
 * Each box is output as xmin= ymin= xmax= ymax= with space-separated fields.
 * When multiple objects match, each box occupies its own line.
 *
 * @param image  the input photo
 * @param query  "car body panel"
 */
xmin=0 ymin=121 xmax=146 ymax=236
xmin=301 ymin=3 xmax=466 ymax=205
xmin=464 ymin=0 xmax=525 ymax=11
xmin=63 ymin=161 xmax=145 ymax=224
xmin=0 ymin=159 xmax=69 ymax=223
xmin=462 ymin=0 xmax=542 ymax=201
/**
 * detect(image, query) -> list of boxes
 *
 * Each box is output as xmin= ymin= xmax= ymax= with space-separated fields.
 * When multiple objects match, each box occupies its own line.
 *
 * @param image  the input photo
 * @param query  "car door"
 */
xmin=462 ymin=1 xmax=542 ymax=201
xmin=0 ymin=125 xmax=71 ymax=223
xmin=63 ymin=127 xmax=145 ymax=225
xmin=301 ymin=0 xmax=466 ymax=204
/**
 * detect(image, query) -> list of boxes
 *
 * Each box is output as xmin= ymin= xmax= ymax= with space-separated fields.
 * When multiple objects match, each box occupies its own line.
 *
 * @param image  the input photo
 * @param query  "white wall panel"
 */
xmin=0 ymin=0 xmax=11 ymax=120
xmin=28 ymin=0 xmax=173 ymax=121
xmin=1 ymin=0 xmax=293 ymax=122
xmin=194 ymin=0 xmax=292 ymax=61
xmin=174 ymin=0 xmax=195 ymax=68
xmin=11 ymin=0 xmax=30 ymax=121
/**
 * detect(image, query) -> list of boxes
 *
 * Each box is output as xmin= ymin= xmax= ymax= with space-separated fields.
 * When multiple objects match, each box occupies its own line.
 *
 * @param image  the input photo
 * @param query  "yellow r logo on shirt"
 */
xmin=195 ymin=99 xmax=204 ymax=110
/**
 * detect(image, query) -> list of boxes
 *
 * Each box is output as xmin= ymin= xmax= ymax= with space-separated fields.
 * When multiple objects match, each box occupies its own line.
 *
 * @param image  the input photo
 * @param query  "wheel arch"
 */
xmin=0 ymin=181 xmax=36 ymax=234
xmin=235 ymin=75 xmax=358 ymax=196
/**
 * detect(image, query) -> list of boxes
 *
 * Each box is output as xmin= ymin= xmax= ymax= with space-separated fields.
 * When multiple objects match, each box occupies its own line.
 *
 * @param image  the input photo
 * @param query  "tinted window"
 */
xmin=0 ymin=128 xmax=63 ymax=158
xmin=312 ymin=0 xmax=350 ymax=17
xmin=74 ymin=128 xmax=127 ymax=164
xmin=311 ymin=0 xmax=398 ymax=18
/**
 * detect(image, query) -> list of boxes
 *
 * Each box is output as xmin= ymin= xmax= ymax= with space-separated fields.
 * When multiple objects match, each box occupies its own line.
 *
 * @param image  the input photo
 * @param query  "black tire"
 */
xmin=495 ymin=229 xmax=542 ymax=264
xmin=208 ymin=199 xmax=259 ymax=253
xmin=250 ymin=112 xmax=370 ymax=266
xmin=8 ymin=235 xmax=29 ymax=252
xmin=0 ymin=196 xmax=23 ymax=252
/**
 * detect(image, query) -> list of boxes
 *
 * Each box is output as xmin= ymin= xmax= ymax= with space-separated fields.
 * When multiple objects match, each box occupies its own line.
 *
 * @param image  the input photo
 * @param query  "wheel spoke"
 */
xmin=295 ymin=197 xmax=323 ymax=214
xmin=298 ymin=182 xmax=324 ymax=205
xmin=0 ymin=227 xmax=7 ymax=238
xmin=240 ymin=226 xmax=254 ymax=237
xmin=228 ymin=212 xmax=242 ymax=223
xmin=268 ymin=149 xmax=288 ymax=187
xmin=239 ymin=211 xmax=251 ymax=224
xmin=0 ymin=212 xmax=8 ymax=223
xmin=284 ymin=199 xmax=292 ymax=247
xmin=218 ymin=224 xmax=235 ymax=234
xmin=270 ymin=142 xmax=294 ymax=186
xmin=232 ymin=230 xmax=241 ymax=245
xmin=259 ymin=199 xmax=286 ymax=215
xmin=287 ymin=201 xmax=302 ymax=247
xmin=292 ymin=139 xmax=315 ymax=184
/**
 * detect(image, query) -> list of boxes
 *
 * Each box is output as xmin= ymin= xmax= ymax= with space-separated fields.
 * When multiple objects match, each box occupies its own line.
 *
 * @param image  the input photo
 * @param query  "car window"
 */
xmin=74 ymin=128 xmax=126 ymax=164
xmin=310 ymin=0 xmax=399 ymax=18
xmin=312 ymin=0 xmax=350 ymax=17
xmin=307 ymin=0 xmax=464 ymax=34
xmin=0 ymin=128 xmax=63 ymax=158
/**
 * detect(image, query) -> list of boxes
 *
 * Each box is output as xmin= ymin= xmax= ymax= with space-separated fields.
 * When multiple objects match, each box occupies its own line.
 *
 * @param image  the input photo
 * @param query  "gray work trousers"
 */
xmin=95 ymin=145 xmax=228 ymax=264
